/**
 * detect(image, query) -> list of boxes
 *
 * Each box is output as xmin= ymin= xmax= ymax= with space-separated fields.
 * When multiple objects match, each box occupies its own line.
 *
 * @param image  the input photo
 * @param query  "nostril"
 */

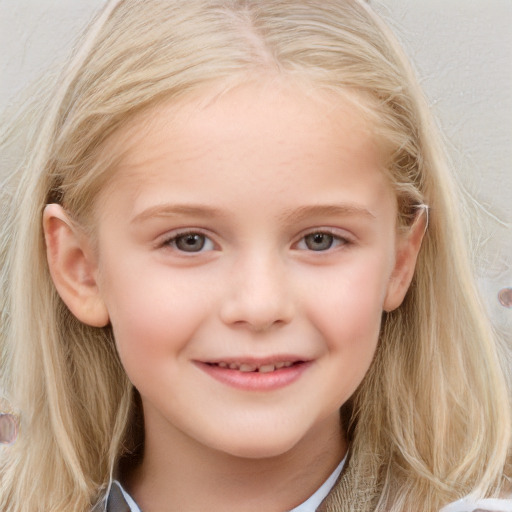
xmin=221 ymin=305 xmax=293 ymax=332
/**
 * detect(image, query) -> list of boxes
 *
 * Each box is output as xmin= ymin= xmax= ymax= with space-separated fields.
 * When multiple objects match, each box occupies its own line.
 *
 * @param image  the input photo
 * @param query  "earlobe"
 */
xmin=43 ymin=204 xmax=109 ymax=327
xmin=383 ymin=211 xmax=427 ymax=312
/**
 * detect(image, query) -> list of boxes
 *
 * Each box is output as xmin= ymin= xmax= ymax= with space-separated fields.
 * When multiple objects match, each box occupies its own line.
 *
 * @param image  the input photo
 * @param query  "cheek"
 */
xmin=99 ymin=263 xmax=215 ymax=378
xmin=302 ymin=257 xmax=389 ymax=354
xmin=309 ymin=264 xmax=386 ymax=405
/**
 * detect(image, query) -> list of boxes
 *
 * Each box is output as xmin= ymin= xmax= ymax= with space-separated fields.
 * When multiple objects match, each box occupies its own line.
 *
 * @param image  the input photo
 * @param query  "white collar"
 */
xmin=288 ymin=453 xmax=347 ymax=512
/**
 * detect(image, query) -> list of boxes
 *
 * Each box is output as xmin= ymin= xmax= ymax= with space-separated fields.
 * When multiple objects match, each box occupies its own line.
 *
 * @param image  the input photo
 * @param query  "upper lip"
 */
xmin=200 ymin=355 xmax=309 ymax=366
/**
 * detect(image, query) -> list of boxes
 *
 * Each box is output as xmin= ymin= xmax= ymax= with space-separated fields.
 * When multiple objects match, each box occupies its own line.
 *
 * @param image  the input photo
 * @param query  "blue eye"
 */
xmin=166 ymin=233 xmax=215 ymax=253
xmin=297 ymin=231 xmax=348 ymax=251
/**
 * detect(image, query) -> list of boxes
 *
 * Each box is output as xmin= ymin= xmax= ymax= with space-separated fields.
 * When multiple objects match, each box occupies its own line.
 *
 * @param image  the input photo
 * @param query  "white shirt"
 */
xmin=439 ymin=496 xmax=512 ymax=512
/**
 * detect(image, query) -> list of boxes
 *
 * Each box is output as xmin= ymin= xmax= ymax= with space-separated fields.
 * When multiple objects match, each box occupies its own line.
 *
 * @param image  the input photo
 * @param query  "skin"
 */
xmin=43 ymin=82 xmax=424 ymax=511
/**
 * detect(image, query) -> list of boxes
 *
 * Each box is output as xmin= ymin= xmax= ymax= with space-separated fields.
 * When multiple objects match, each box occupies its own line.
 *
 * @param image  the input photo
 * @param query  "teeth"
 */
xmin=239 ymin=363 xmax=257 ymax=372
xmin=258 ymin=364 xmax=276 ymax=373
xmin=215 ymin=361 xmax=296 ymax=372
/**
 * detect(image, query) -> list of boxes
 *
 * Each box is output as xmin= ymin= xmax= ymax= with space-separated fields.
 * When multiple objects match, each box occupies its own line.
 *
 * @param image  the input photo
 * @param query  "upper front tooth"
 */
xmin=239 ymin=363 xmax=257 ymax=372
xmin=220 ymin=361 xmax=295 ymax=372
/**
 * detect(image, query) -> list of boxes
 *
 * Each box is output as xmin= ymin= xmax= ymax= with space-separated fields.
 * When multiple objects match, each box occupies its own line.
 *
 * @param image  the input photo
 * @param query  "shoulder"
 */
xmin=319 ymin=465 xmax=512 ymax=512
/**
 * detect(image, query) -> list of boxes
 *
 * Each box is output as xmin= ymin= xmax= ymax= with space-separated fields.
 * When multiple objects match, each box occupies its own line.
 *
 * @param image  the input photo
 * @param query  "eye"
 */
xmin=164 ymin=232 xmax=215 ymax=253
xmin=296 ymin=231 xmax=349 ymax=252
xmin=303 ymin=232 xmax=335 ymax=251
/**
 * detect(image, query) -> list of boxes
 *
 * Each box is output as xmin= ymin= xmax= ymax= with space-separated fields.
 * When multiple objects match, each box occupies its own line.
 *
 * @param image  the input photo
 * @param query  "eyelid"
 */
xmin=159 ymin=228 xmax=218 ymax=252
xmin=293 ymin=227 xmax=354 ymax=251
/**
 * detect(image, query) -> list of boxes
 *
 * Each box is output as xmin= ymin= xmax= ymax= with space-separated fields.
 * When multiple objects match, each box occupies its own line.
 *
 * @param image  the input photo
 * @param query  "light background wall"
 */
xmin=0 ymin=0 xmax=511 ymax=337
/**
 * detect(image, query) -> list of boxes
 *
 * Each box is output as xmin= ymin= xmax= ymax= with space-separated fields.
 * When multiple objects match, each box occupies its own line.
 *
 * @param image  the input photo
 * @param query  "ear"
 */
xmin=43 ymin=204 xmax=109 ymax=327
xmin=383 ymin=211 xmax=427 ymax=312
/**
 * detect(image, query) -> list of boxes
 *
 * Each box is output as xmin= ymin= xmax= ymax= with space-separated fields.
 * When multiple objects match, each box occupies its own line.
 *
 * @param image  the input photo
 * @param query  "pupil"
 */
xmin=306 ymin=233 xmax=333 ymax=251
xmin=177 ymin=234 xmax=205 ymax=252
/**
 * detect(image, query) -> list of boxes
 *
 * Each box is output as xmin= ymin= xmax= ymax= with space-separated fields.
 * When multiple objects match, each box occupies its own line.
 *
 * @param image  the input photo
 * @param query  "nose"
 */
xmin=219 ymin=253 xmax=294 ymax=332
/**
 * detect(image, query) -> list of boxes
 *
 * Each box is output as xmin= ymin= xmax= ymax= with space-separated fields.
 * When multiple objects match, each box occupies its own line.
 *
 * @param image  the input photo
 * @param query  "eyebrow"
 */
xmin=131 ymin=202 xmax=376 ymax=225
xmin=277 ymin=204 xmax=376 ymax=224
xmin=131 ymin=204 xmax=229 ymax=224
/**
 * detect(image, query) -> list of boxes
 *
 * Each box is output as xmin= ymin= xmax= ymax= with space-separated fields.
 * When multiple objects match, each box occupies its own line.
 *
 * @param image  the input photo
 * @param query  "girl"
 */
xmin=0 ymin=1 xmax=510 ymax=511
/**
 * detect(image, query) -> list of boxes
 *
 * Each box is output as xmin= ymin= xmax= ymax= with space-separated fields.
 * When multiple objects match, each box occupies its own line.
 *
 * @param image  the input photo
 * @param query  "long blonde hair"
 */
xmin=1 ymin=1 xmax=510 ymax=510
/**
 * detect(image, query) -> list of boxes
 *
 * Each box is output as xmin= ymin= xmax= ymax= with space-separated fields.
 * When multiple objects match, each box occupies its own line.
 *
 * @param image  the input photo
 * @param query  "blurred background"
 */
xmin=0 ymin=0 xmax=510 ymax=340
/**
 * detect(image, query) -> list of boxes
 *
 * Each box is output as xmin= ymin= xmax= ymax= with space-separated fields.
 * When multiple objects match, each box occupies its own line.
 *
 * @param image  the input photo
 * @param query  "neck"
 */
xmin=125 ymin=412 xmax=346 ymax=512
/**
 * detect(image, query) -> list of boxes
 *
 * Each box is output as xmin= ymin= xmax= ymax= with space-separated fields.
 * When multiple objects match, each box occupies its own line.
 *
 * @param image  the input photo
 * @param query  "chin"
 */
xmin=211 ymin=432 xmax=303 ymax=460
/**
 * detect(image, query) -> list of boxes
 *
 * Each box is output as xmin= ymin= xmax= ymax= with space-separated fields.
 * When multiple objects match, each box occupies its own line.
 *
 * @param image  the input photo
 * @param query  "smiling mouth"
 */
xmin=199 ymin=359 xmax=311 ymax=390
xmin=206 ymin=361 xmax=303 ymax=373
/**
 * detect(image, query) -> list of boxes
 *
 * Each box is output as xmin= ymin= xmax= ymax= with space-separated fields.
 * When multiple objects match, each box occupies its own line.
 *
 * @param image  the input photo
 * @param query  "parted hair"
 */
xmin=0 ymin=1 xmax=510 ymax=511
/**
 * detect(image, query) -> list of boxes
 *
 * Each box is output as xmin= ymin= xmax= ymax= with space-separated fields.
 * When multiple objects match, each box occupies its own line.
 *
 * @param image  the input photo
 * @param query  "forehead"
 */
xmin=95 ymin=82 xmax=393 ymax=220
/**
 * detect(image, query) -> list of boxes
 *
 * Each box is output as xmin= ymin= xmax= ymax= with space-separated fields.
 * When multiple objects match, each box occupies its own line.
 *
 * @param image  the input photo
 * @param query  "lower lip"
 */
xmin=196 ymin=362 xmax=312 ymax=391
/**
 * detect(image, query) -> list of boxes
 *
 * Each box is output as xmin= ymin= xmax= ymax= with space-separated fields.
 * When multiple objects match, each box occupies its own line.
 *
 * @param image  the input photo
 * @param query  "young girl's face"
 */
xmin=52 ymin=82 xmax=420 ymax=460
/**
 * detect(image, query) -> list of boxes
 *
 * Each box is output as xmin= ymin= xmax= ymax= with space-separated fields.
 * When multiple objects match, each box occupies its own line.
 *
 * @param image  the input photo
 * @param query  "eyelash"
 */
xmin=161 ymin=230 xmax=216 ymax=253
xmin=160 ymin=228 xmax=353 ymax=254
xmin=294 ymin=229 xmax=352 ymax=252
